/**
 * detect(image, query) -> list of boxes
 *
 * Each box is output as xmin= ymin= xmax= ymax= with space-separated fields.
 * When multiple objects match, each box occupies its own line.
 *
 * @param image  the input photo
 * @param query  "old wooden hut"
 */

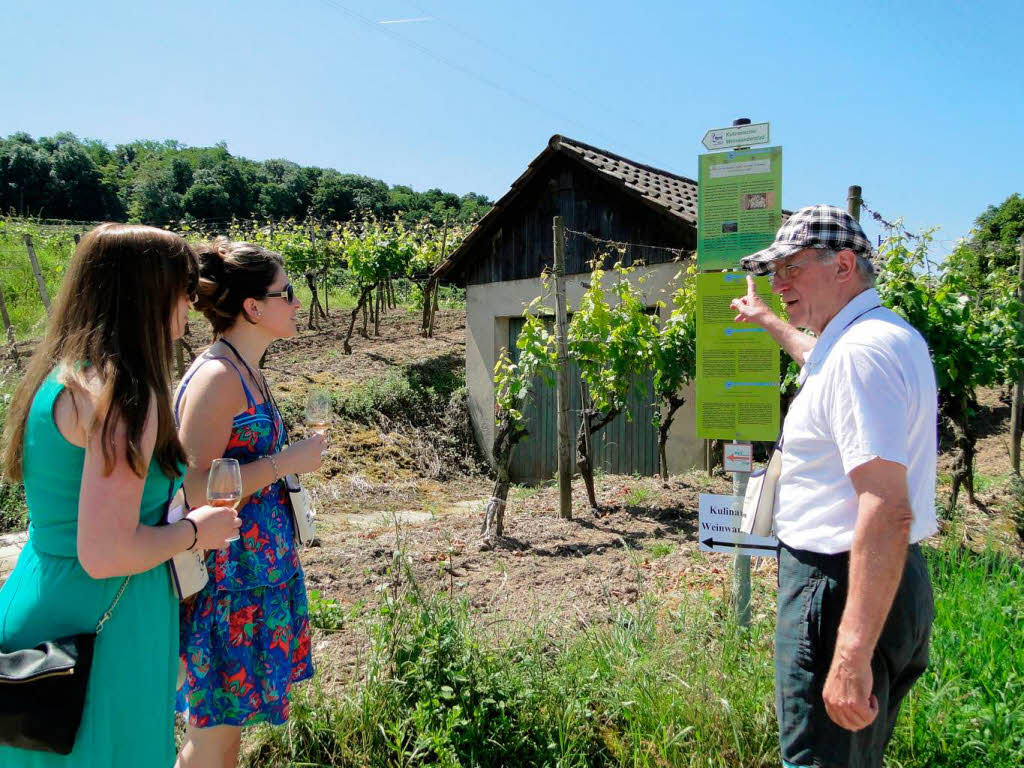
xmin=434 ymin=134 xmax=704 ymax=480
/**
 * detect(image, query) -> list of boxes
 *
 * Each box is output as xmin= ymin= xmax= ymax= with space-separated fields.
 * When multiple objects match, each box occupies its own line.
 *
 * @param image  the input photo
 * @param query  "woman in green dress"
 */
xmin=0 ymin=224 xmax=240 ymax=767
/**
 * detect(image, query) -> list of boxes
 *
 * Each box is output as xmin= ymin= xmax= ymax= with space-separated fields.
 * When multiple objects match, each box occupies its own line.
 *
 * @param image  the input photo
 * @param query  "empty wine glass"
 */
xmin=305 ymin=390 xmax=332 ymax=437
xmin=207 ymin=458 xmax=242 ymax=543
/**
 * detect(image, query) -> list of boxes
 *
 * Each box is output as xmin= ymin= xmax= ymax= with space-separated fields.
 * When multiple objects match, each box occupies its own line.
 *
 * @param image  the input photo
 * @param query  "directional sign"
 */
xmin=698 ymin=494 xmax=778 ymax=557
xmin=723 ymin=442 xmax=753 ymax=473
xmin=702 ymin=122 xmax=770 ymax=151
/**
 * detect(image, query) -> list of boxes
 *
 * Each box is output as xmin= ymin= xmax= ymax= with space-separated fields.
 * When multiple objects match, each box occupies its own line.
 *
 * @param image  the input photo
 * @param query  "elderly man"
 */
xmin=730 ymin=205 xmax=937 ymax=768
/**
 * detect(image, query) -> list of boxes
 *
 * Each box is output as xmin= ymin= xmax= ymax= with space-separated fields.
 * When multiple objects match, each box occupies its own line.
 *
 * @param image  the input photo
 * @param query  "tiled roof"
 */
xmin=553 ymin=135 xmax=699 ymax=224
xmin=434 ymin=135 xmax=698 ymax=280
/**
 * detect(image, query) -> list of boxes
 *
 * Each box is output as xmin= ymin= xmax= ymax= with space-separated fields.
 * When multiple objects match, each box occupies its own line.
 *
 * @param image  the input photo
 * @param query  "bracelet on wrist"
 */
xmin=267 ymin=453 xmax=282 ymax=481
xmin=182 ymin=516 xmax=199 ymax=551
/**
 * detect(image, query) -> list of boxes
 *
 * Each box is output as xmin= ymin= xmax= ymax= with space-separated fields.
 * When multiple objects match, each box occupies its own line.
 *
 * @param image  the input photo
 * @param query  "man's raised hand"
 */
xmin=731 ymin=274 xmax=774 ymax=325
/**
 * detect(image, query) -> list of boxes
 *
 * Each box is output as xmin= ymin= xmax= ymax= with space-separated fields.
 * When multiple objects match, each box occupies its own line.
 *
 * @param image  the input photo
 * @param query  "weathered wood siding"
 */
xmin=508 ymin=317 xmax=659 ymax=482
xmin=463 ymin=156 xmax=694 ymax=285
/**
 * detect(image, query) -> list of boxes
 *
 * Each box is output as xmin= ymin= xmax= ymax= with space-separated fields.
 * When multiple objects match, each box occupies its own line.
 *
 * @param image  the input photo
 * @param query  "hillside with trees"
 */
xmin=0 ymin=131 xmax=491 ymax=225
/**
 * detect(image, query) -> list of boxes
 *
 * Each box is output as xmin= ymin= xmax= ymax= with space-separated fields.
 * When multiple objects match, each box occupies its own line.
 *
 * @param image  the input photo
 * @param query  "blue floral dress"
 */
xmin=174 ymin=355 xmax=313 ymax=727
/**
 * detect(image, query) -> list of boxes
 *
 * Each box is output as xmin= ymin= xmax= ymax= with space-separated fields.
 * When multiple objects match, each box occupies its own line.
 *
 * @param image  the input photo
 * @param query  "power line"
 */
xmin=316 ymin=0 xmax=588 ymax=132
xmin=407 ymin=0 xmax=651 ymax=135
xmin=313 ymin=0 xmax=649 ymax=160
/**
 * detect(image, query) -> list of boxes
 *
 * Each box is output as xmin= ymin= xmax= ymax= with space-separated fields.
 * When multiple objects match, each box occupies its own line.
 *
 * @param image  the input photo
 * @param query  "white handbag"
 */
xmin=165 ymin=487 xmax=209 ymax=600
xmin=740 ymin=447 xmax=781 ymax=537
xmin=284 ymin=474 xmax=316 ymax=545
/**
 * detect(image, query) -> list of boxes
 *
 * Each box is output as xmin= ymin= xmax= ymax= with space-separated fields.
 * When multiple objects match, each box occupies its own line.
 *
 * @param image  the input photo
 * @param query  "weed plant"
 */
xmin=245 ymin=539 xmax=1023 ymax=768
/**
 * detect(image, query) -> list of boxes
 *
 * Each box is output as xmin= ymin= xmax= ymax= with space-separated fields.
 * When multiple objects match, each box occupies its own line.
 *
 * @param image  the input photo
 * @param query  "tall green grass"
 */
xmin=887 ymin=541 xmax=1023 ymax=767
xmin=0 ymin=219 xmax=71 ymax=337
xmin=245 ymin=541 xmax=1023 ymax=767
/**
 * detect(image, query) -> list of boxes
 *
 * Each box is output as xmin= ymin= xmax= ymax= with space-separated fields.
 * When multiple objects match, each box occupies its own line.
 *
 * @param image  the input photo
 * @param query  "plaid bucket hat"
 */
xmin=740 ymin=204 xmax=874 ymax=275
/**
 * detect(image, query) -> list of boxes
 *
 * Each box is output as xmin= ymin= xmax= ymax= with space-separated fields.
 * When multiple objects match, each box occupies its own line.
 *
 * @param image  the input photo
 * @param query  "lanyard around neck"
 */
xmin=217 ymin=337 xmax=284 ymax=449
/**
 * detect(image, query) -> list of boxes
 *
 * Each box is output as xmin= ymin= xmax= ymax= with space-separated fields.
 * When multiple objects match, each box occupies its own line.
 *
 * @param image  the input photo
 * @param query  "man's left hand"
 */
xmin=822 ymin=647 xmax=878 ymax=731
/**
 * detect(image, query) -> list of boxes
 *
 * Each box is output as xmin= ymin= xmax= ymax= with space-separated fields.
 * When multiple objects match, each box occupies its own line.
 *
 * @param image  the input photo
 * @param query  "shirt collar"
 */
xmin=800 ymin=288 xmax=881 ymax=380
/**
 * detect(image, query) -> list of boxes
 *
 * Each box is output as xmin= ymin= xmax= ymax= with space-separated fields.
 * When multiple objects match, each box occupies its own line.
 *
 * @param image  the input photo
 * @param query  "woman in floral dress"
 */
xmin=173 ymin=238 xmax=326 ymax=768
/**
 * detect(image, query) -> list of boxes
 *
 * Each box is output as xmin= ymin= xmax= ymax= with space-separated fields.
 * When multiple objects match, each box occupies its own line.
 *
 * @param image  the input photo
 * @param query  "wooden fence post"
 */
xmin=421 ymin=278 xmax=433 ymax=337
xmin=553 ymin=216 xmax=572 ymax=520
xmin=22 ymin=235 xmax=52 ymax=312
xmin=424 ymin=219 xmax=450 ymax=337
xmin=1011 ymin=234 xmax=1024 ymax=474
xmin=0 ymin=283 xmax=19 ymax=367
xmin=427 ymin=278 xmax=439 ymax=338
xmin=847 ymin=185 xmax=863 ymax=221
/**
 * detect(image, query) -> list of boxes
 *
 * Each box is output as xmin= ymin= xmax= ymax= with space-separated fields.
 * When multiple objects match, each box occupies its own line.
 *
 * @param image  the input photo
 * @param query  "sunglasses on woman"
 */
xmin=263 ymin=283 xmax=294 ymax=303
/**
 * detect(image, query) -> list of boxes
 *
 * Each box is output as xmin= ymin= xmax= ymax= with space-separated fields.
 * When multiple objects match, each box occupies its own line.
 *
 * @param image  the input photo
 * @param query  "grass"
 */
xmin=644 ymin=541 xmax=675 ymax=559
xmin=888 ymin=538 xmax=1024 ymax=767
xmin=243 ymin=539 xmax=1023 ymax=768
xmin=623 ymin=485 xmax=654 ymax=507
xmin=0 ymin=219 xmax=71 ymax=337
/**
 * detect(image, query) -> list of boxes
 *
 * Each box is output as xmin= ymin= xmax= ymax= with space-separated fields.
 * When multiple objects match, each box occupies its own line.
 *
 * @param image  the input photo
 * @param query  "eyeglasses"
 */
xmin=262 ymin=283 xmax=294 ymax=303
xmin=766 ymin=257 xmax=814 ymax=282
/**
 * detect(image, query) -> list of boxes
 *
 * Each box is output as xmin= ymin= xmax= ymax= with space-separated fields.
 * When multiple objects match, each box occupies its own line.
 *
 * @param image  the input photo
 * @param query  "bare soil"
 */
xmin=5 ymin=305 xmax=1022 ymax=678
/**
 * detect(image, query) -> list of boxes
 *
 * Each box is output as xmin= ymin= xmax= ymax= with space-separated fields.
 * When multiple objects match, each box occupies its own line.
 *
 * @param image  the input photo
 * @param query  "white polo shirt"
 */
xmin=775 ymin=288 xmax=938 ymax=554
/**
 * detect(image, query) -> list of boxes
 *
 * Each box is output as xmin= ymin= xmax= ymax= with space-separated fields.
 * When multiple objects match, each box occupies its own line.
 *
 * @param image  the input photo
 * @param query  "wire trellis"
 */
xmin=563 ymin=227 xmax=695 ymax=260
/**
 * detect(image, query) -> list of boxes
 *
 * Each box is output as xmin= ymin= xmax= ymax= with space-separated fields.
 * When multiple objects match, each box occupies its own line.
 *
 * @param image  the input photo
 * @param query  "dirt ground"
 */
xmin=4 ymin=305 xmax=1021 ymax=679
xmin=213 ymin=307 xmax=1022 ymax=682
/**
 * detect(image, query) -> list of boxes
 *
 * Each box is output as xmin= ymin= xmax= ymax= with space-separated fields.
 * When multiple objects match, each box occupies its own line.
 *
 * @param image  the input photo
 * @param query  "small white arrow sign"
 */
xmin=723 ymin=443 xmax=753 ymax=473
xmin=698 ymin=494 xmax=778 ymax=557
xmin=702 ymin=122 xmax=770 ymax=151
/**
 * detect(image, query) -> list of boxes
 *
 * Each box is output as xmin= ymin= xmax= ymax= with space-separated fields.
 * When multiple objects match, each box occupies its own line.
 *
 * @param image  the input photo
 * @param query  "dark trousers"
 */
xmin=775 ymin=542 xmax=933 ymax=768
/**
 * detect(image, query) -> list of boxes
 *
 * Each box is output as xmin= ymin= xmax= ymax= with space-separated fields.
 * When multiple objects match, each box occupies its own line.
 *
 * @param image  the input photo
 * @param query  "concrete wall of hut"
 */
xmin=465 ymin=262 xmax=703 ymax=480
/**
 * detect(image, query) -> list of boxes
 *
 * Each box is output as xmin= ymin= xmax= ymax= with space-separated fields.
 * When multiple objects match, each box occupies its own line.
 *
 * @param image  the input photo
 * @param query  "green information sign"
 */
xmin=697 ymin=146 xmax=783 ymax=270
xmin=695 ymin=273 xmax=781 ymax=441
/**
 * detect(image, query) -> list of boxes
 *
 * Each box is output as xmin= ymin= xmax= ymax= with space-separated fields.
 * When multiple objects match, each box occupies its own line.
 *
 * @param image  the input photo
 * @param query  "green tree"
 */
xmin=129 ymin=164 xmax=183 ymax=223
xmin=182 ymin=169 xmax=231 ymax=220
xmin=0 ymin=135 xmax=53 ymax=216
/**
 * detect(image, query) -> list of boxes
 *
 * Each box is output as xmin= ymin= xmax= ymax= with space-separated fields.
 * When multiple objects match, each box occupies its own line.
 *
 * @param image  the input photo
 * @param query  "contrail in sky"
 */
xmin=377 ymin=17 xmax=434 ymax=24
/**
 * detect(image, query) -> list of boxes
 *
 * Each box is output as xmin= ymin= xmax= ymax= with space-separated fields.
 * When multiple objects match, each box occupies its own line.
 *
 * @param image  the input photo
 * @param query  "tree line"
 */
xmin=0 ymin=132 xmax=492 ymax=226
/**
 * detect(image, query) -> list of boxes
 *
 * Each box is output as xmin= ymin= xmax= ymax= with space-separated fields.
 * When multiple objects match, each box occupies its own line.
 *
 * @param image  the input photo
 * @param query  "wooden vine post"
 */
xmin=1011 ymin=233 xmax=1024 ymax=474
xmin=553 ymin=216 xmax=573 ymax=520
xmin=23 ymin=235 xmax=51 ymax=313
xmin=425 ymin=218 xmax=449 ymax=337
xmin=0 ymin=283 xmax=19 ymax=367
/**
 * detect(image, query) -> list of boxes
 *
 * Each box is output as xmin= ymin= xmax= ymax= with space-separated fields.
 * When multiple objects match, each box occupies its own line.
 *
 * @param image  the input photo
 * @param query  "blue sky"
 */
xmin=3 ymin=0 xmax=1022 ymax=253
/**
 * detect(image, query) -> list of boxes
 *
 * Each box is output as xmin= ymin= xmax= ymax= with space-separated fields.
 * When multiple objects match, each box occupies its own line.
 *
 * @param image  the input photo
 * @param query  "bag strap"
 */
xmin=95 ymin=475 xmax=178 ymax=635
xmin=94 ymin=576 xmax=130 ymax=635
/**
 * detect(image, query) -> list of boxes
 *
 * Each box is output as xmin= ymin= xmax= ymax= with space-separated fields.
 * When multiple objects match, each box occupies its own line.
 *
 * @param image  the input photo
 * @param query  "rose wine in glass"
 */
xmin=207 ymin=457 xmax=242 ymax=542
xmin=306 ymin=390 xmax=332 ymax=437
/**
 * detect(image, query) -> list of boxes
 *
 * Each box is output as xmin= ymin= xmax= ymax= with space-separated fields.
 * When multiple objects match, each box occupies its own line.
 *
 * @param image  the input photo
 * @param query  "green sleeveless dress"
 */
xmin=0 ymin=373 xmax=182 ymax=767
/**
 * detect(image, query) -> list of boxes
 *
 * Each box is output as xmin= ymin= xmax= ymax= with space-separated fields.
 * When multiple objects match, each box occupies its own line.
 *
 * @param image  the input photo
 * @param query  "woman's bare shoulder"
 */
xmin=178 ymin=356 xmax=245 ymax=415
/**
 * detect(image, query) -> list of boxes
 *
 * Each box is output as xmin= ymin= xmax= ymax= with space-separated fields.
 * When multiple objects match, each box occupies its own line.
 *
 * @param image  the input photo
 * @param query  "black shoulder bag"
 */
xmin=0 ymin=574 xmax=130 ymax=754
xmin=0 ymin=475 xmax=181 ymax=754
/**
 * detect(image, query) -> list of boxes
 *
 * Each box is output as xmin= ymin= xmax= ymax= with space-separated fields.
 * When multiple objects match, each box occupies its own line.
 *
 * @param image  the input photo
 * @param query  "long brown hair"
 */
xmin=1 ymin=223 xmax=197 ymax=481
